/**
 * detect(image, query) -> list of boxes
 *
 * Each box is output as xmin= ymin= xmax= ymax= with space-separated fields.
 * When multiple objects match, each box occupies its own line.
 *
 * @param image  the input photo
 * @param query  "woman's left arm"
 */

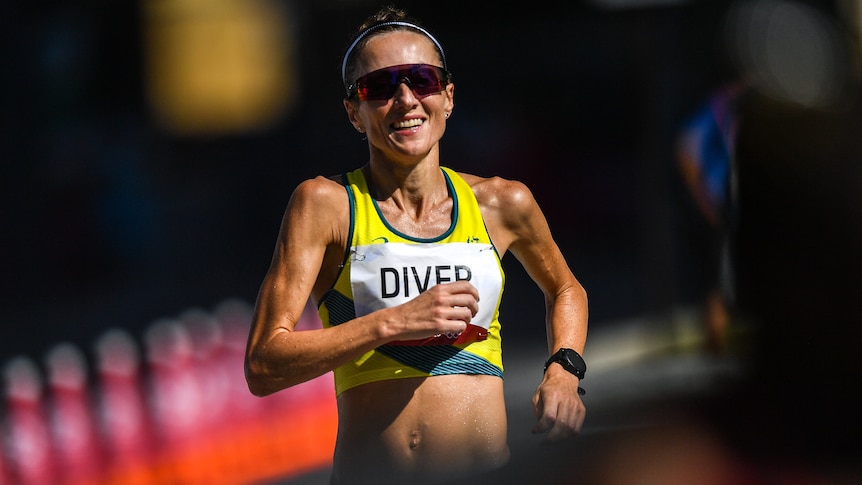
xmin=472 ymin=175 xmax=588 ymax=442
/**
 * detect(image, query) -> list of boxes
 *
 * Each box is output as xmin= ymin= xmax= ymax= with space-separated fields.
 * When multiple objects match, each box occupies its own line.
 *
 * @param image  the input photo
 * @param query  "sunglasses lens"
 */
xmin=354 ymin=64 xmax=447 ymax=101
xmin=409 ymin=66 xmax=446 ymax=96
xmin=356 ymin=69 xmax=398 ymax=100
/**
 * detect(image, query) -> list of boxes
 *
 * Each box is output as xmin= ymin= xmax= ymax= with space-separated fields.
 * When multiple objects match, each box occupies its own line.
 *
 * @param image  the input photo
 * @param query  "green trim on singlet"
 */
xmin=318 ymin=166 xmax=505 ymax=396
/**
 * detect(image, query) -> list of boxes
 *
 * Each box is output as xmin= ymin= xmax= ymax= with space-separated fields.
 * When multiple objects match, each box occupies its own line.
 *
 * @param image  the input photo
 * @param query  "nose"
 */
xmin=392 ymin=78 xmax=418 ymax=104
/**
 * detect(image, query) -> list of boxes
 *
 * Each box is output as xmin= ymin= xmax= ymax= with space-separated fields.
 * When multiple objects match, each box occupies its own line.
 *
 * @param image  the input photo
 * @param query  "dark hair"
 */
xmin=341 ymin=6 xmax=447 ymax=95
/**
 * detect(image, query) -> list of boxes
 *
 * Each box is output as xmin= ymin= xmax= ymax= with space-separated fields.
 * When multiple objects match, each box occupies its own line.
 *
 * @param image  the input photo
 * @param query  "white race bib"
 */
xmin=350 ymin=242 xmax=501 ymax=337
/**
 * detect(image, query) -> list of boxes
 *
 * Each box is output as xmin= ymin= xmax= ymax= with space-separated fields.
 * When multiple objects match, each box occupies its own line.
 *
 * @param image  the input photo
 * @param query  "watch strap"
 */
xmin=543 ymin=348 xmax=587 ymax=395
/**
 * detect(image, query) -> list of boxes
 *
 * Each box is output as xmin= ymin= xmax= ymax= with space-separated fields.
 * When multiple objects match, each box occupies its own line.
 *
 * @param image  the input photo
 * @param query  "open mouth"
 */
xmin=392 ymin=118 xmax=424 ymax=130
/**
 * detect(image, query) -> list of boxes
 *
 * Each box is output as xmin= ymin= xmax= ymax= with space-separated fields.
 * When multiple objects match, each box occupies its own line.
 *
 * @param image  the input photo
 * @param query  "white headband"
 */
xmin=341 ymin=21 xmax=448 ymax=89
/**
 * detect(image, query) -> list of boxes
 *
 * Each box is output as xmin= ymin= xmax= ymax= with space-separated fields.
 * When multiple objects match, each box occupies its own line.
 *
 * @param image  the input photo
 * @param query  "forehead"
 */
xmin=357 ymin=30 xmax=441 ymax=74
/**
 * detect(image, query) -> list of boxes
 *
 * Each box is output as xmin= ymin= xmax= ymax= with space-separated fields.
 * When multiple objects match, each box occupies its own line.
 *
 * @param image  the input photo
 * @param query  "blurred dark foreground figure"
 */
xmin=689 ymin=1 xmax=862 ymax=477
xmin=729 ymin=83 xmax=862 ymax=466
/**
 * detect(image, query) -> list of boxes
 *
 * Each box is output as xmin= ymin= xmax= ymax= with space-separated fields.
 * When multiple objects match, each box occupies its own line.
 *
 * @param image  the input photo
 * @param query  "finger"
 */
xmin=531 ymin=392 xmax=542 ymax=419
xmin=546 ymin=407 xmax=578 ymax=442
xmin=531 ymin=396 xmax=554 ymax=435
xmin=544 ymin=407 xmax=584 ymax=443
xmin=443 ymin=280 xmax=480 ymax=300
xmin=449 ymin=297 xmax=479 ymax=317
xmin=532 ymin=418 xmax=551 ymax=435
xmin=458 ymin=305 xmax=473 ymax=323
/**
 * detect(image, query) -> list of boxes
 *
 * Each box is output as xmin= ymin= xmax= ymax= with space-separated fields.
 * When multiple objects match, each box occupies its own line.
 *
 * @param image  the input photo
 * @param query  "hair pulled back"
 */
xmin=341 ymin=6 xmax=447 ymax=96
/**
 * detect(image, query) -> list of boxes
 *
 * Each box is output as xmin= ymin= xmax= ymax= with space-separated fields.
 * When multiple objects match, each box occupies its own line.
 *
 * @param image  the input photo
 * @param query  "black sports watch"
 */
xmin=544 ymin=348 xmax=587 ymax=395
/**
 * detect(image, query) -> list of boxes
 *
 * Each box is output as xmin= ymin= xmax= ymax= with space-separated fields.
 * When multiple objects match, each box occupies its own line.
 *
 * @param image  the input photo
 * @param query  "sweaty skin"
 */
xmin=248 ymin=170 xmax=585 ymax=483
xmin=245 ymin=29 xmax=587 ymax=484
xmin=332 ymin=375 xmax=509 ymax=483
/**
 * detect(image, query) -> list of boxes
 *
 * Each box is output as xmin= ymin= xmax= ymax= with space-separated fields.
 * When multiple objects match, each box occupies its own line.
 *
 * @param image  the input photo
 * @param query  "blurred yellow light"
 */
xmin=143 ymin=0 xmax=297 ymax=135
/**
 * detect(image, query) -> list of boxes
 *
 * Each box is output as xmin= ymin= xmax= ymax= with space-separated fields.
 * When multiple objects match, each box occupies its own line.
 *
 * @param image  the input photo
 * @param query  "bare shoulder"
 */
xmin=274 ymin=175 xmax=350 ymax=296
xmin=282 ymin=175 xmax=347 ymax=221
xmin=278 ymin=174 xmax=351 ymax=247
xmin=457 ymin=172 xmax=538 ymax=220
xmin=456 ymin=172 xmax=543 ymax=255
xmin=291 ymin=175 xmax=347 ymax=206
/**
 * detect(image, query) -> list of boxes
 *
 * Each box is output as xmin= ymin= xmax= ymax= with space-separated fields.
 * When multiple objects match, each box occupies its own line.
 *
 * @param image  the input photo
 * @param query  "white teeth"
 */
xmin=392 ymin=119 xmax=423 ymax=129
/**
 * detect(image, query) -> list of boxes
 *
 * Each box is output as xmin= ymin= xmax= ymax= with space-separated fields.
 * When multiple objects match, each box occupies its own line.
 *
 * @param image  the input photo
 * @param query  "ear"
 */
xmin=444 ymin=83 xmax=455 ymax=116
xmin=344 ymin=98 xmax=364 ymax=132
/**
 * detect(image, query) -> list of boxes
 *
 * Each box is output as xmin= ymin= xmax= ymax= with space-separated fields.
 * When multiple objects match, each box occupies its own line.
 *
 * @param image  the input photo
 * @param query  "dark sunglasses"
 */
xmin=348 ymin=64 xmax=451 ymax=101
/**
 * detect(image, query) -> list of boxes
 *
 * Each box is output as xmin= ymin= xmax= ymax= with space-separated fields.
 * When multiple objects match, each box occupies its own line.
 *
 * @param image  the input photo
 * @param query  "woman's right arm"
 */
xmin=245 ymin=176 xmax=379 ymax=396
xmin=244 ymin=177 xmax=479 ymax=396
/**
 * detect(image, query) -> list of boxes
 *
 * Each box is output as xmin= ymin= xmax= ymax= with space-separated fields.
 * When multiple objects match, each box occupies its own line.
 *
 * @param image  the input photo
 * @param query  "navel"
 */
xmin=409 ymin=429 xmax=421 ymax=450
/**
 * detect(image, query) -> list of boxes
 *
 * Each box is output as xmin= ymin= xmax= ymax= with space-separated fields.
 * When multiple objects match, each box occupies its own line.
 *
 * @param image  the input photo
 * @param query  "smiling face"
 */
xmin=344 ymin=30 xmax=455 ymax=166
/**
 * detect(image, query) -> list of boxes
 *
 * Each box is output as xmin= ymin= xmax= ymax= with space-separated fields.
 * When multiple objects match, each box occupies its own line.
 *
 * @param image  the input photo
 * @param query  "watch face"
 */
xmin=560 ymin=349 xmax=585 ymax=378
xmin=544 ymin=348 xmax=586 ymax=379
xmin=561 ymin=351 xmax=576 ymax=369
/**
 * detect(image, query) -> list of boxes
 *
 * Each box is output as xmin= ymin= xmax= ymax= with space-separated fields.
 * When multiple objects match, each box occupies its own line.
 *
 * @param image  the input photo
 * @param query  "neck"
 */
xmin=365 ymin=161 xmax=448 ymax=219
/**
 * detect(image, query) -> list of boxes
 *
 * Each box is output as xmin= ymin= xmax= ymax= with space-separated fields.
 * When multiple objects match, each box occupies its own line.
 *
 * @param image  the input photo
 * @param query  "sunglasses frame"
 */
xmin=347 ymin=63 xmax=452 ymax=101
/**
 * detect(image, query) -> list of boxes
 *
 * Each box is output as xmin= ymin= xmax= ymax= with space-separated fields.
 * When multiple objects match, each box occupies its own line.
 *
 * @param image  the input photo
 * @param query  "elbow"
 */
xmin=246 ymin=376 xmax=272 ymax=398
xmin=559 ymin=277 xmax=588 ymax=304
xmin=244 ymin=355 xmax=278 ymax=397
xmin=245 ymin=329 xmax=305 ymax=396
xmin=576 ymin=280 xmax=588 ymax=306
xmin=551 ymin=279 xmax=589 ymax=316
xmin=565 ymin=273 xmax=587 ymax=303
xmin=576 ymin=281 xmax=589 ymax=319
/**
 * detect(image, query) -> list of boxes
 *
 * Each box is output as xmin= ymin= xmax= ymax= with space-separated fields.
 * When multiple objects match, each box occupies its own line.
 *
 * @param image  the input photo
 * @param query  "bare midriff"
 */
xmin=330 ymin=374 xmax=510 ymax=484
